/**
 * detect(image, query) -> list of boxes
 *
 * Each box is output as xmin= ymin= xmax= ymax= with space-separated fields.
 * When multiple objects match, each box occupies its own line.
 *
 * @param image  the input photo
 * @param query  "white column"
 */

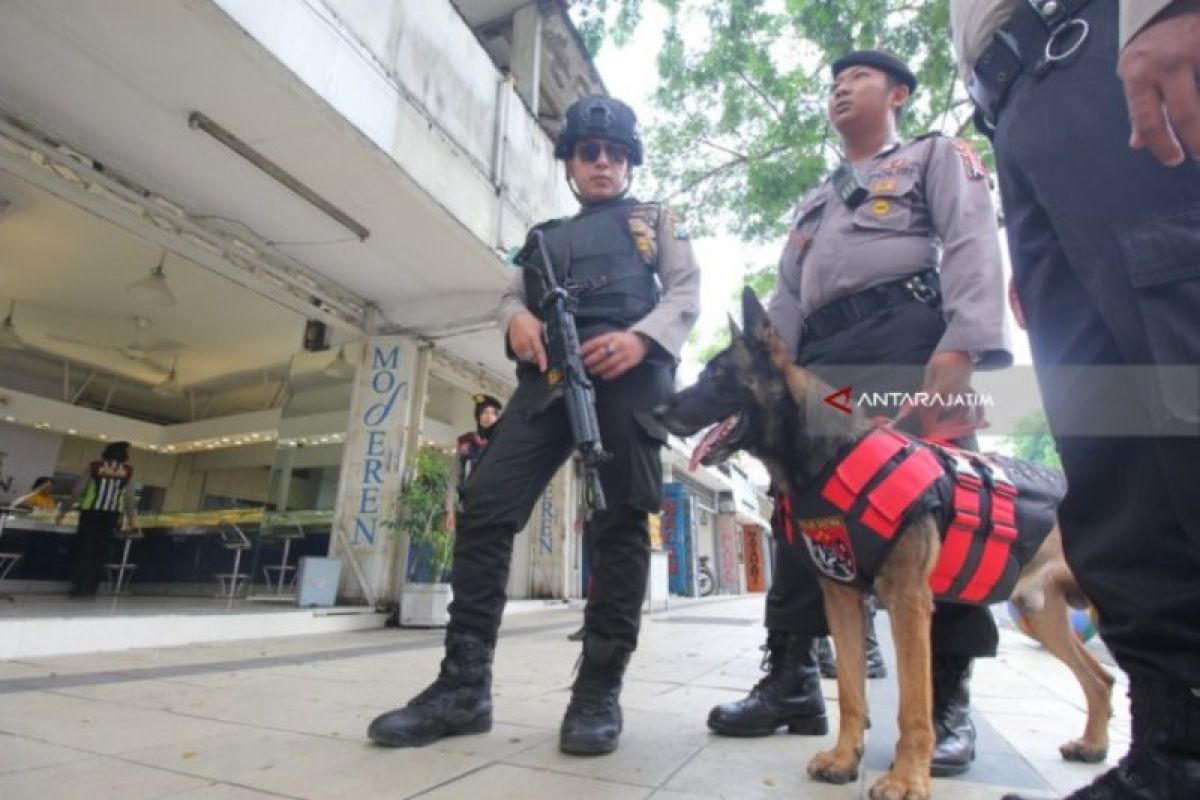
xmin=329 ymin=336 xmax=420 ymax=606
xmin=511 ymin=2 xmax=543 ymax=118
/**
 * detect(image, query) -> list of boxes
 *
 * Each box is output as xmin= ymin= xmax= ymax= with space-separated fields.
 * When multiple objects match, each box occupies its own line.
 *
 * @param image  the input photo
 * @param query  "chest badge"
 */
xmin=870 ymin=178 xmax=898 ymax=195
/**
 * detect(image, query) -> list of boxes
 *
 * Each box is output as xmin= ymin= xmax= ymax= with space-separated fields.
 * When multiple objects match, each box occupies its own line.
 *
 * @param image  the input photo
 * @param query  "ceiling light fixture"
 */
xmin=188 ymin=112 xmax=369 ymax=242
xmin=0 ymin=300 xmax=24 ymax=350
xmin=153 ymin=357 xmax=183 ymax=397
xmin=127 ymin=250 xmax=177 ymax=307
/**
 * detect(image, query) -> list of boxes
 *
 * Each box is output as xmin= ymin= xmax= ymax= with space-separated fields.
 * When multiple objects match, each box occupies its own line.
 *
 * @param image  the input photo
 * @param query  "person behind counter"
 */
xmin=13 ymin=476 xmax=57 ymax=511
xmin=56 ymin=441 xmax=136 ymax=597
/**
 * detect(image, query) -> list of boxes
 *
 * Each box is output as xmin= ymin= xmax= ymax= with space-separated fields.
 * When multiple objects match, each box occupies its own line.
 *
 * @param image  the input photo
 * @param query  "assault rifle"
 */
xmin=519 ymin=229 xmax=610 ymax=511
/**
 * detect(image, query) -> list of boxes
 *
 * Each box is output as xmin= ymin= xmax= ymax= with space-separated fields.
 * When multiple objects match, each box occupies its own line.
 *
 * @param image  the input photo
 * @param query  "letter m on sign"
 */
xmin=372 ymin=346 xmax=400 ymax=370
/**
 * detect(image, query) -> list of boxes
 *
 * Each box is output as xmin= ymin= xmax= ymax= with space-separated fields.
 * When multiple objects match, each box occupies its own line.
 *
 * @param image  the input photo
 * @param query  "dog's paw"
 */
xmin=807 ymin=749 xmax=860 ymax=785
xmin=1060 ymin=739 xmax=1107 ymax=763
xmin=869 ymin=770 xmax=930 ymax=800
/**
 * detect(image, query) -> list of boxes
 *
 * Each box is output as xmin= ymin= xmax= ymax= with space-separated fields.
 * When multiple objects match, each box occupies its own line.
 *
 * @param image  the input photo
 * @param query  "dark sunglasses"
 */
xmin=574 ymin=140 xmax=630 ymax=165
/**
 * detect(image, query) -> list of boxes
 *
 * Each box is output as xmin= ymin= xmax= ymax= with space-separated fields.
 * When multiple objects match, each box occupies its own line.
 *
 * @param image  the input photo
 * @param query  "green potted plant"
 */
xmin=392 ymin=447 xmax=455 ymax=627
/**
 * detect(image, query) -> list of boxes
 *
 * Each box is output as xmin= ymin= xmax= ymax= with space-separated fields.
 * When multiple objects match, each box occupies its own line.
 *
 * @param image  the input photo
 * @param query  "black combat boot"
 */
xmin=864 ymin=603 xmax=888 ymax=680
xmin=1003 ymin=675 xmax=1200 ymax=800
xmin=930 ymin=654 xmax=976 ymax=777
xmin=367 ymin=630 xmax=494 ymax=747
xmin=813 ymin=622 xmax=886 ymax=681
xmin=707 ymin=630 xmax=828 ymax=737
xmin=567 ymin=625 xmax=586 ymax=642
xmin=559 ymin=636 xmax=630 ymax=755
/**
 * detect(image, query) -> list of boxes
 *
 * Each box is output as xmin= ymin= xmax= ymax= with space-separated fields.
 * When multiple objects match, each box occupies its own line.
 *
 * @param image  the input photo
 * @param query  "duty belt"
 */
xmin=969 ymin=0 xmax=1096 ymax=136
xmin=801 ymin=268 xmax=940 ymax=344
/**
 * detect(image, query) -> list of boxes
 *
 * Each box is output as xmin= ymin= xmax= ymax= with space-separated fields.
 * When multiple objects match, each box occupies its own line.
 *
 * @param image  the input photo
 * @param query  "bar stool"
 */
xmin=102 ymin=527 xmax=144 ymax=595
xmin=214 ymin=523 xmax=253 ymax=599
xmin=260 ymin=521 xmax=304 ymax=595
xmin=0 ymin=505 xmax=30 ymax=602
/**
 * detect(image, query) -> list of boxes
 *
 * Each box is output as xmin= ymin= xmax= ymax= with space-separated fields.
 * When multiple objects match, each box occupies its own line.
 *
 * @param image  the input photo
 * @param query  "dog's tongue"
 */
xmin=689 ymin=416 xmax=733 ymax=472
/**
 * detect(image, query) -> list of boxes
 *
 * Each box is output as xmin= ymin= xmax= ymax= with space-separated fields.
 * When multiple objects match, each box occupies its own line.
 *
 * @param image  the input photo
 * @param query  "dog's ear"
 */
xmin=741 ymin=286 xmax=793 ymax=369
xmin=742 ymin=287 xmax=770 ymax=342
xmin=727 ymin=313 xmax=742 ymax=342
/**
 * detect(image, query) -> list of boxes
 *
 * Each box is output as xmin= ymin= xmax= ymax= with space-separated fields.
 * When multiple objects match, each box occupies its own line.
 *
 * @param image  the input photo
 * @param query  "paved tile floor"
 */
xmin=0 ymin=596 xmax=1126 ymax=799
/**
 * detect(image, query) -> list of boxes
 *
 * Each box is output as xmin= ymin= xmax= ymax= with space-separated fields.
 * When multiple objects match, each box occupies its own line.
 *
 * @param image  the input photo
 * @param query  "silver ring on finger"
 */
xmin=606 ymin=342 xmax=616 ymax=356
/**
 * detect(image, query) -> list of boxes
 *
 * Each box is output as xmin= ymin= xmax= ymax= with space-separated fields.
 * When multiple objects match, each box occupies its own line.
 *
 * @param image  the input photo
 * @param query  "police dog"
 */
xmin=655 ymin=289 xmax=1113 ymax=800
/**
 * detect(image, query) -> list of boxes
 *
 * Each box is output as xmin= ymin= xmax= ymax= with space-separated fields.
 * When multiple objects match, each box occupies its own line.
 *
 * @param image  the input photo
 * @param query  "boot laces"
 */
xmin=749 ymin=640 xmax=786 ymax=695
xmin=569 ymin=654 xmax=620 ymax=718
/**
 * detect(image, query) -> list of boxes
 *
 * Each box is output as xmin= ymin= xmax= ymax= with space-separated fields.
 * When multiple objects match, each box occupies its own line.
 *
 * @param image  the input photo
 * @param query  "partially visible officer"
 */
xmin=952 ymin=2 xmax=1200 ymax=798
xmin=443 ymin=393 xmax=503 ymax=533
xmin=707 ymin=51 xmax=1012 ymax=779
xmin=458 ymin=393 xmax=502 ymax=486
xmin=368 ymin=96 xmax=701 ymax=756
xmin=56 ymin=441 xmax=137 ymax=597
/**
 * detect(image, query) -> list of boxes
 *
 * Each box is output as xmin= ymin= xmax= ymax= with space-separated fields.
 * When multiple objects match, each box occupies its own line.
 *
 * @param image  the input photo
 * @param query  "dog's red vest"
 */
xmin=776 ymin=428 xmax=1065 ymax=605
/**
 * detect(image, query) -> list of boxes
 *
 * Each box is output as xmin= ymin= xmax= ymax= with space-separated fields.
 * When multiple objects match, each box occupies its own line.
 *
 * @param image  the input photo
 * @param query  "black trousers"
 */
xmin=991 ymin=1 xmax=1200 ymax=686
xmin=71 ymin=510 xmax=119 ymax=595
xmin=765 ymin=301 xmax=1000 ymax=658
xmin=448 ymin=360 xmax=673 ymax=651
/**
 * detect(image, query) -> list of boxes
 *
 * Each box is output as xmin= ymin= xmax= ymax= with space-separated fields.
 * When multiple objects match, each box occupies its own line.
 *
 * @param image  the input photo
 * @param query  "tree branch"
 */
xmin=700 ymin=138 xmax=748 ymax=160
xmin=734 ymin=67 xmax=785 ymax=122
xmin=667 ymin=143 xmax=793 ymax=201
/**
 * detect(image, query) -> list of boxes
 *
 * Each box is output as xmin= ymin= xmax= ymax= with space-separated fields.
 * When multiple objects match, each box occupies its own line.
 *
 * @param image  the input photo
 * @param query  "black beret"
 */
xmin=472 ymin=393 xmax=502 ymax=417
xmin=831 ymin=50 xmax=917 ymax=93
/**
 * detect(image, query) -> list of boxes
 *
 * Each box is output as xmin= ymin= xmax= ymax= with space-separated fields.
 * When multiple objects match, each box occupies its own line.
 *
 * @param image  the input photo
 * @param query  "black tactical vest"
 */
xmin=522 ymin=198 xmax=660 ymax=343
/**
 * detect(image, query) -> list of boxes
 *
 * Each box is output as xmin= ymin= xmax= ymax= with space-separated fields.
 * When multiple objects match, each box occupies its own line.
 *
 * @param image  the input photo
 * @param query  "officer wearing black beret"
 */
xmin=708 ymin=49 xmax=1012 ymax=781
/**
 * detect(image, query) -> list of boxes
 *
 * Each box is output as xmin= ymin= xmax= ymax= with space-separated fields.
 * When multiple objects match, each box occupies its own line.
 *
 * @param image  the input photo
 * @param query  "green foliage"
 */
xmin=660 ymin=0 xmax=973 ymax=241
xmin=1005 ymin=412 xmax=1062 ymax=470
xmin=389 ymin=447 xmax=455 ymax=583
xmin=571 ymin=0 xmax=645 ymax=54
xmin=570 ymin=0 xmax=986 ymax=307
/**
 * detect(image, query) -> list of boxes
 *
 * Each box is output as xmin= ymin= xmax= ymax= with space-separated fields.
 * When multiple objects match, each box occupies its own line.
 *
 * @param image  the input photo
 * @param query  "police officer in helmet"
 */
xmin=368 ymin=95 xmax=700 ymax=756
xmin=706 ymin=50 xmax=1012 ymax=780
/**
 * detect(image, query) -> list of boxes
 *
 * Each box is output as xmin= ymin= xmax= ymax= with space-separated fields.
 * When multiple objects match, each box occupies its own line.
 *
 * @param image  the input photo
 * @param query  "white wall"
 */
xmin=215 ymin=0 xmax=576 ymax=258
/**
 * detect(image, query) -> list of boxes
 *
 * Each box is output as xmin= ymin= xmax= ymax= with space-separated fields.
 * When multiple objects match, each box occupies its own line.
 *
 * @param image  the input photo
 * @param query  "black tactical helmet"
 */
xmin=554 ymin=96 xmax=644 ymax=166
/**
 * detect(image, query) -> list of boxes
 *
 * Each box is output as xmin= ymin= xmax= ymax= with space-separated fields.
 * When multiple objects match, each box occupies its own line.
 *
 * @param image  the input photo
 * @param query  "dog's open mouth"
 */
xmin=689 ymin=413 xmax=744 ymax=471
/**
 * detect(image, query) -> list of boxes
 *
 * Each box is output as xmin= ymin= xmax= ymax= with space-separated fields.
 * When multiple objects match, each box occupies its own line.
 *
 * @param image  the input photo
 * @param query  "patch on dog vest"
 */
xmin=799 ymin=515 xmax=857 ymax=582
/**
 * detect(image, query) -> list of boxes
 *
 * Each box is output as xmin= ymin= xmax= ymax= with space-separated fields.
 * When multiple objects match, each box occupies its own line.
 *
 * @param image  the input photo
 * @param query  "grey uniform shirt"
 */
xmin=950 ymin=0 xmax=1175 ymax=79
xmin=767 ymin=136 xmax=1012 ymax=369
xmin=497 ymin=202 xmax=701 ymax=361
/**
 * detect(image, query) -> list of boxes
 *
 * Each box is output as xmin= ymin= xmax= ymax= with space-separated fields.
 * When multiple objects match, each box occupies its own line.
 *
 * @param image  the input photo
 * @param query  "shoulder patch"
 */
xmin=627 ymin=213 xmax=658 ymax=264
xmin=950 ymin=138 xmax=987 ymax=182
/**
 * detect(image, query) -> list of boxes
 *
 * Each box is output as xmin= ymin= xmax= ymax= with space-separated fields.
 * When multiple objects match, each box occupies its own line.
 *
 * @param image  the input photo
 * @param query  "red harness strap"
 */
xmin=859 ymin=447 xmax=943 ymax=539
xmin=822 ymin=429 xmax=943 ymax=540
xmin=775 ymin=492 xmax=797 ymax=544
xmin=822 ymin=429 xmax=909 ymax=511
xmin=957 ymin=473 xmax=1019 ymax=602
xmin=929 ymin=460 xmax=984 ymax=595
